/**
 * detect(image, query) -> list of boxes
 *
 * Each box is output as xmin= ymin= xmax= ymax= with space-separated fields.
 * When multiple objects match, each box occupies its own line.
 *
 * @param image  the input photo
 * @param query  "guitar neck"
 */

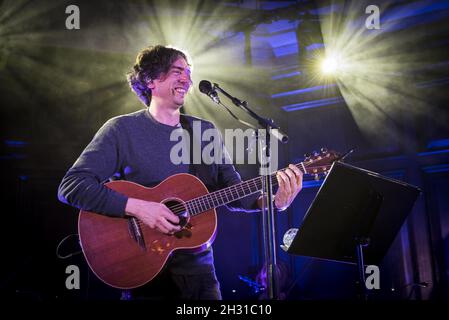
xmin=185 ymin=162 xmax=309 ymax=216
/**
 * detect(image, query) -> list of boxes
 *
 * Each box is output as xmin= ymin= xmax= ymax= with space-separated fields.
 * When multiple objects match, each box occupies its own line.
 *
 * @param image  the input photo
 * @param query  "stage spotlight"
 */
xmin=321 ymin=55 xmax=339 ymax=75
xmin=320 ymin=53 xmax=345 ymax=76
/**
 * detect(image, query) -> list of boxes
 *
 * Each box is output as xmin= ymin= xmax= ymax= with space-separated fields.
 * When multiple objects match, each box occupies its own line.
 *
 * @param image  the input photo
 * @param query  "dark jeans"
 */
xmin=171 ymin=273 xmax=222 ymax=300
xmin=131 ymin=269 xmax=222 ymax=300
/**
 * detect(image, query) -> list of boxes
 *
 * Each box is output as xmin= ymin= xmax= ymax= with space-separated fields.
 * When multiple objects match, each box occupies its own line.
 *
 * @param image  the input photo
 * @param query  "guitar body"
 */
xmin=77 ymin=149 xmax=340 ymax=290
xmin=78 ymin=173 xmax=217 ymax=289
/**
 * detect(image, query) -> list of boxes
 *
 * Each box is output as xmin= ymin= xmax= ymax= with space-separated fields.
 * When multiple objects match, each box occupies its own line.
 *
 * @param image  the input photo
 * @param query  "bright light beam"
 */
xmin=320 ymin=55 xmax=340 ymax=75
xmin=314 ymin=0 xmax=443 ymax=148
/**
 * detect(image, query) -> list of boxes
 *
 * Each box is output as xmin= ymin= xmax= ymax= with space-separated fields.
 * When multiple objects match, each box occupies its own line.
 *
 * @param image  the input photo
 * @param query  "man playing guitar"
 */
xmin=58 ymin=45 xmax=303 ymax=300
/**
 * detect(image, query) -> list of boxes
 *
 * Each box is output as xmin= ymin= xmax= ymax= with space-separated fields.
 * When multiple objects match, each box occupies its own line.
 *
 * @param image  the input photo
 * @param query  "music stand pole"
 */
xmin=258 ymin=126 xmax=278 ymax=300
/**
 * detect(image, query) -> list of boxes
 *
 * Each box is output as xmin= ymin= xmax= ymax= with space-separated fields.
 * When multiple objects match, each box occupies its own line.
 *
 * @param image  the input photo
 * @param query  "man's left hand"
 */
xmin=274 ymin=164 xmax=303 ymax=211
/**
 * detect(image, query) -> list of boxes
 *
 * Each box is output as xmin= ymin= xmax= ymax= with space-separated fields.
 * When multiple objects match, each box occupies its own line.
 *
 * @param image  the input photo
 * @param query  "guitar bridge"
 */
xmin=128 ymin=217 xmax=146 ymax=251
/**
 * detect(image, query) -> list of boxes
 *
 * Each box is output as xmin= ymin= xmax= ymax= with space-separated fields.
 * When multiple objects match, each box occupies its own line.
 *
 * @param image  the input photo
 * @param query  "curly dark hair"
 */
xmin=127 ymin=45 xmax=189 ymax=106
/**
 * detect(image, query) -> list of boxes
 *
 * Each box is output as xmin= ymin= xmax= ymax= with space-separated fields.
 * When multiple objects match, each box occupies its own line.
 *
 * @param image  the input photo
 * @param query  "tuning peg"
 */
xmin=312 ymin=150 xmax=319 ymax=157
xmin=304 ymin=152 xmax=311 ymax=159
xmin=321 ymin=147 xmax=328 ymax=154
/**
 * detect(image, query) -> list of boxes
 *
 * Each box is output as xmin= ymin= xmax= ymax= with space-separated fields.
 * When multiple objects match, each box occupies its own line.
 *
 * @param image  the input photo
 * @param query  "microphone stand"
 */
xmin=214 ymin=83 xmax=288 ymax=300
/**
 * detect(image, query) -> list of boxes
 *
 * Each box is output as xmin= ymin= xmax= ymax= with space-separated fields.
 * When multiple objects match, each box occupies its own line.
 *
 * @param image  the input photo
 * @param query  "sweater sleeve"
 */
xmin=57 ymin=119 xmax=128 ymax=217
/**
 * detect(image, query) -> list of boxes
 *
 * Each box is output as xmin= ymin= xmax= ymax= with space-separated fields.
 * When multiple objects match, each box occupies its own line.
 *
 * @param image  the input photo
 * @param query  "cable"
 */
xmin=218 ymin=101 xmax=258 ymax=130
xmin=56 ymin=233 xmax=82 ymax=259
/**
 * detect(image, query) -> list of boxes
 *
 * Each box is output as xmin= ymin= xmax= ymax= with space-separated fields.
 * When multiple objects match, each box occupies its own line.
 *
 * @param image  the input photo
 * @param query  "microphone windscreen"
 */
xmin=199 ymin=80 xmax=213 ymax=94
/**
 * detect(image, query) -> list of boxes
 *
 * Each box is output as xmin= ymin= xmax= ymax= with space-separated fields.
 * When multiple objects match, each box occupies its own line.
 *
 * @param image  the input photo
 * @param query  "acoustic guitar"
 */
xmin=78 ymin=149 xmax=341 ymax=289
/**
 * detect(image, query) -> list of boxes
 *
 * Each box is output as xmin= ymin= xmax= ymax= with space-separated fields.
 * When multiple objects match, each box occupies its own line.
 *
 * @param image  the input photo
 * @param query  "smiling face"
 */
xmin=148 ymin=57 xmax=192 ymax=110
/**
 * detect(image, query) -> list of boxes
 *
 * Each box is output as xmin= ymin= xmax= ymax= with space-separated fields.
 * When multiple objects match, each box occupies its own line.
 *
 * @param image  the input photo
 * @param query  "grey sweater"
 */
xmin=58 ymin=109 xmax=259 ymax=274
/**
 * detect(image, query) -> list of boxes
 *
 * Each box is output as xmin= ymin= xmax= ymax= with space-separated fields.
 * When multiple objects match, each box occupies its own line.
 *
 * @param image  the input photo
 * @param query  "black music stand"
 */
xmin=286 ymin=161 xmax=421 ymax=299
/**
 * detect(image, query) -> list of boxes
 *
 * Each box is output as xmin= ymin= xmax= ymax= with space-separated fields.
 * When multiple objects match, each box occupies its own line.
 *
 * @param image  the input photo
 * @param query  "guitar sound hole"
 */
xmin=163 ymin=199 xmax=189 ymax=228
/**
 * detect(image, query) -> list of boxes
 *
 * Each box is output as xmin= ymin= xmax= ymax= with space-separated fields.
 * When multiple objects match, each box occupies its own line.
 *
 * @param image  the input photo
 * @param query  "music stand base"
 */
xmin=355 ymin=237 xmax=370 ymax=301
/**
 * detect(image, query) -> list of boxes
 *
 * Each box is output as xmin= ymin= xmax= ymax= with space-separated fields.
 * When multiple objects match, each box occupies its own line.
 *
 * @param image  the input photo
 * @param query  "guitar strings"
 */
xmin=168 ymin=163 xmax=330 ymax=213
xmin=134 ymin=163 xmax=331 ymax=231
xmin=135 ymin=176 xmax=266 ymax=229
xmin=162 ymin=167 xmax=283 ymax=215
xmin=151 ymin=163 xmax=330 ymax=216
xmin=134 ymin=164 xmax=330 ymax=230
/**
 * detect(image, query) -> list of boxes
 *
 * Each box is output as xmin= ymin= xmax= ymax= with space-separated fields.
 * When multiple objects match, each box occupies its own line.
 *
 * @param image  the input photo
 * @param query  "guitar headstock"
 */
xmin=302 ymin=148 xmax=341 ymax=179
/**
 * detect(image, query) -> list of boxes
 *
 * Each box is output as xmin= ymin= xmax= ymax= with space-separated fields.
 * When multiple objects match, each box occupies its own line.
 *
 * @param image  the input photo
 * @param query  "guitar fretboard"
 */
xmin=185 ymin=162 xmax=310 ymax=216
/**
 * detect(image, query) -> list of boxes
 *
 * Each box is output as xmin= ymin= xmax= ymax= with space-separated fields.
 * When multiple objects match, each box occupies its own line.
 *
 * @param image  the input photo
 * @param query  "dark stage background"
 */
xmin=1 ymin=0 xmax=449 ymax=301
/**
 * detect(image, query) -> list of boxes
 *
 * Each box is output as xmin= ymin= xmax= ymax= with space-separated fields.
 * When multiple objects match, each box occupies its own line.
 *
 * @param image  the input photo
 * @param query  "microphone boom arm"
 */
xmin=213 ymin=83 xmax=289 ymax=144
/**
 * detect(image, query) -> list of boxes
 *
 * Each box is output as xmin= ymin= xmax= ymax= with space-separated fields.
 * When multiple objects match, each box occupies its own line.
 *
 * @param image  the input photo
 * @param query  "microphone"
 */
xmin=200 ymin=80 xmax=289 ymax=143
xmin=199 ymin=80 xmax=220 ymax=104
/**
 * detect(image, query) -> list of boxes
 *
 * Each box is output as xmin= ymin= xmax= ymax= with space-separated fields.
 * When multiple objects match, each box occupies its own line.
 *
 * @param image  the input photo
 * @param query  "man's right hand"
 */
xmin=125 ymin=198 xmax=181 ymax=234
